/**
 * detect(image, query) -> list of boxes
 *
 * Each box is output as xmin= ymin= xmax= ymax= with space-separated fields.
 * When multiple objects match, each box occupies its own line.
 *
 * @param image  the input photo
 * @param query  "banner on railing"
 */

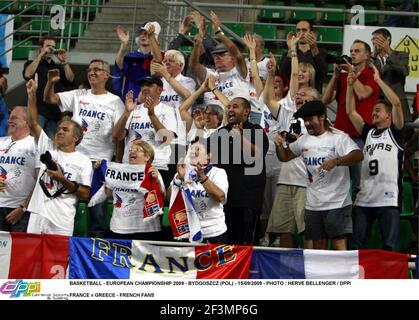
xmin=0 ymin=232 xmax=411 ymax=279
xmin=0 ymin=14 xmax=13 ymax=68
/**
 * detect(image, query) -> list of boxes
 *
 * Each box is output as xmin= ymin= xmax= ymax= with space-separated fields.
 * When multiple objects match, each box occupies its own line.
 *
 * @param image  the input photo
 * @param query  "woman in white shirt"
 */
xmin=105 ymin=140 xmax=165 ymax=240
xmin=169 ymin=137 xmax=229 ymax=244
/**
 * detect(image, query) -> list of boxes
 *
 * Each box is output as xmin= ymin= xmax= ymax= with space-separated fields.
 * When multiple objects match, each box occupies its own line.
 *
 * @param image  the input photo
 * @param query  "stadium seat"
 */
xmin=321 ymin=4 xmax=346 ymax=25
xmin=224 ymin=23 xmax=246 ymax=38
xmin=290 ymin=3 xmax=316 ymax=22
xmin=257 ymin=1 xmax=286 ymax=22
xmin=364 ymin=6 xmax=379 ymax=25
xmin=317 ymin=27 xmax=343 ymax=43
xmin=282 ymin=25 xmax=295 ymax=39
xmin=73 ymin=202 xmax=89 ymax=237
xmin=12 ymin=40 xmax=32 ymax=60
xmin=64 ymin=21 xmax=86 ymax=37
xmin=399 ymin=220 xmax=413 ymax=253
xmin=28 ymin=19 xmax=51 ymax=34
xmin=106 ymin=200 xmax=113 ymax=228
xmin=401 ymin=181 xmax=414 ymax=217
xmin=162 ymin=207 xmax=170 ymax=227
xmin=254 ymin=24 xmax=277 ymax=39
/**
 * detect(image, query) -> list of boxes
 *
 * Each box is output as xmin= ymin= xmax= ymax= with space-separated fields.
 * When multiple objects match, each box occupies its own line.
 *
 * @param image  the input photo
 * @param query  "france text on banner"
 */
xmin=249 ymin=249 xmax=409 ymax=279
xmin=0 ymin=232 xmax=69 ymax=279
xmin=69 ymin=237 xmax=253 ymax=279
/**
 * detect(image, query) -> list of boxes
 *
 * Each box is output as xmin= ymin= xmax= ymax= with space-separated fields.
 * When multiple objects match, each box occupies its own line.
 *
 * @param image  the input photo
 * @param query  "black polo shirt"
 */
xmin=209 ymin=121 xmax=269 ymax=209
xmin=23 ymin=59 xmax=74 ymax=121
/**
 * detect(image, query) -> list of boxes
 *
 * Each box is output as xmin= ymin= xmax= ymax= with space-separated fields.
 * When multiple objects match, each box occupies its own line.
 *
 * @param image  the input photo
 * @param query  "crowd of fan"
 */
xmin=0 ymin=10 xmax=417 ymax=253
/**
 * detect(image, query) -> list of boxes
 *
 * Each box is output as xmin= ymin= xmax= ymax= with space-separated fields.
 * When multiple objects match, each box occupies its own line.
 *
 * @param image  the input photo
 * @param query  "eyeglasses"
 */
xmin=129 ymin=147 xmax=145 ymax=153
xmin=86 ymin=67 xmax=106 ymax=73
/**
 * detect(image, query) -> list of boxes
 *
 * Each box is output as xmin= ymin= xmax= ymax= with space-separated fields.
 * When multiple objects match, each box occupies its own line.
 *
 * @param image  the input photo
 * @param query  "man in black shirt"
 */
xmin=279 ymin=20 xmax=327 ymax=93
xmin=209 ymin=97 xmax=268 ymax=245
xmin=23 ymin=35 xmax=74 ymax=138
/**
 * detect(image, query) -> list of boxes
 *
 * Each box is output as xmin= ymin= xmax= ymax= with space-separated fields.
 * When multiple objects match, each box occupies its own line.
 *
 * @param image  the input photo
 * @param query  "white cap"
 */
xmin=141 ymin=21 xmax=161 ymax=40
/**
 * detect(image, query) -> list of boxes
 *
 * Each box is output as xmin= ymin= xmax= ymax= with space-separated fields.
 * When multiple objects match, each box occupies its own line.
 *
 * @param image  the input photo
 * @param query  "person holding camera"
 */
xmin=23 ymin=35 xmax=74 ymax=139
xmin=322 ymin=40 xmax=380 ymax=200
xmin=276 ymin=100 xmax=363 ymax=250
xmin=346 ymin=64 xmax=404 ymax=252
xmin=25 ymin=75 xmax=92 ymax=237
xmin=266 ymin=33 xmax=319 ymax=249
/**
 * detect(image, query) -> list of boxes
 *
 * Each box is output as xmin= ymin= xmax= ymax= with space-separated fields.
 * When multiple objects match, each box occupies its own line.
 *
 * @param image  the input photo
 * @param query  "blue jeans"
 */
xmin=350 ymin=137 xmax=364 ymax=201
xmin=38 ymin=114 xmax=58 ymax=139
xmin=349 ymin=206 xmax=400 ymax=252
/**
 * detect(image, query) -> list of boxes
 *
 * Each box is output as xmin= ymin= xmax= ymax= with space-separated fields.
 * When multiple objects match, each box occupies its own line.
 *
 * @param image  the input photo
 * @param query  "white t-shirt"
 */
xmin=203 ymin=67 xmax=250 ymax=108
xmin=123 ymin=102 xmax=177 ymax=170
xmin=289 ymin=128 xmax=360 ymax=210
xmin=0 ymin=135 xmax=37 ymax=208
xmin=27 ymin=131 xmax=93 ymax=235
xmin=186 ymin=122 xmax=222 ymax=143
xmin=58 ymin=89 xmax=125 ymax=161
xmin=105 ymin=162 xmax=163 ymax=234
xmin=160 ymin=74 xmax=196 ymax=146
xmin=180 ymin=165 xmax=228 ymax=238
xmin=276 ymin=93 xmax=307 ymax=187
xmin=246 ymin=56 xmax=269 ymax=81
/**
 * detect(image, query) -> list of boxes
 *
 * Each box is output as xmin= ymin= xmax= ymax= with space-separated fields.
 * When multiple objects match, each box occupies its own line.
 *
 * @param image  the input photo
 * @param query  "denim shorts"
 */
xmin=304 ymin=205 xmax=352 ymax=240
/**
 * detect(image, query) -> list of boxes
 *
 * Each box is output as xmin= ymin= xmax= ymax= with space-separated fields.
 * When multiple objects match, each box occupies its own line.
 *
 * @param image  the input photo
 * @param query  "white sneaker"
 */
xmin=259 ymin=238 xmax=270 ymax=247
xmin=271 ymin=238 xmax=281 ymax=247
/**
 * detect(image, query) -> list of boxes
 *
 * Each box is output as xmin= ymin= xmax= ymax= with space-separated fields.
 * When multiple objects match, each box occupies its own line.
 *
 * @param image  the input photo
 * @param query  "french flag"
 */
xmin=249 ymin=249 xmax=410 ymax=279
xmin=69 ymin=237 xmax=253 ymax=279
xmin=0 ymin=232 xmax=69 ymax=279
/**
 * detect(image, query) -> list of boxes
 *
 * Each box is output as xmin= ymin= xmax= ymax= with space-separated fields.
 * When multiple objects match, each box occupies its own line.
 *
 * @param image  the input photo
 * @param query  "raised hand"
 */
xmin=47 ymin=69 xmax=60 ymax=83
xmin=56 ymin=49 xmax=68 ymax=63
xmin=210 ymin=11 xmax=221 ymax=32
xmin=151 ymin=61 xmax=169 ymax=79
xmin=116 ymin=24 xmax=129 ymax=45
xmin=304 ymin=31 xmax=317 ymax=47
xmin=180 ymin=15 xmax=192 ymax=34
xmin=370 ymin=63 xmax=381 ymax=82
xmin=125 ymin=90 xmax=137 ymax=113
xmin=243 ymin=34 xmax=256 ymax=51
xmin=26 ymin=73 xmax=38 ymax=95
xmin=144 ymin=96 xmax=156 ymax=115
xmin=287 ymin=32 xmax=300 ymax=50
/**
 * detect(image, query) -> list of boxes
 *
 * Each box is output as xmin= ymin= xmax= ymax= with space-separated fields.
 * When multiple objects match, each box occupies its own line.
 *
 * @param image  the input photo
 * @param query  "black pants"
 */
xmin=224 ymin=206 xmax=260 ymax=245
xmin=0 ymin=207 xmax=30 ymax=232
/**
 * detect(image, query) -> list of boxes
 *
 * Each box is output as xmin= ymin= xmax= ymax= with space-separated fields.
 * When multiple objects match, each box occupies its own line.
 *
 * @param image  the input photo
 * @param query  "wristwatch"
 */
xmin=19 ymin=204 xmax=27 ymax=212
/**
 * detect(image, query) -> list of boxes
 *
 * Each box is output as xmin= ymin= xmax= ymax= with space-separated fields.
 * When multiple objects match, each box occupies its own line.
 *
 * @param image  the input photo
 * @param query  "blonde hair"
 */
xmin=298 ymin=62 xmax=316 ymax=88
xmin=131 ymin=140 xmax=155 ymax=163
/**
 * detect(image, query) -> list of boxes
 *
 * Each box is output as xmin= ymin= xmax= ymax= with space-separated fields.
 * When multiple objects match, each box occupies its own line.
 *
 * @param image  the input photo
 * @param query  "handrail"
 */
xmin=163 ymin=2 xmax=419 ymax=18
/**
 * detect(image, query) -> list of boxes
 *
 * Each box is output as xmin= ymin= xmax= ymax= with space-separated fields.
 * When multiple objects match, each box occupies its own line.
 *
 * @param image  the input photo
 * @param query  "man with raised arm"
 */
xmin=347 ymin=64 xmax=404 ymax=252
xmin=26 ymin=75 xmax=92 ymax=236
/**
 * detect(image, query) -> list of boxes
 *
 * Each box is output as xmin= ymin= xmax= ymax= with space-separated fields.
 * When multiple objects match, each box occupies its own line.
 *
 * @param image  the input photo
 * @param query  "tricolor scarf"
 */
xmin=88 ymin=160 xmax=163 ymax=221
xmin=168 ymin=164 xmax=213 ymax=243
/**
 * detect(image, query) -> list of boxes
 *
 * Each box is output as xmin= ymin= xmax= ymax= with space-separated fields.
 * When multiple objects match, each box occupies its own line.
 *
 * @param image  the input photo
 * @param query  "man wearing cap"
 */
xmin=209 ymin=96 xmax=268 ymax=245
xmin=189 ymin=11 xmax=249 ymax=109
xmin=112 ymin=76 xmax=177 ymax=188
xmin=44 ymin=59 xmax=125 ymax=237
xmin=113 ymin=22 xmax=162 ymax=101
xmin=275 ymin=100 xmax=363 ymax=250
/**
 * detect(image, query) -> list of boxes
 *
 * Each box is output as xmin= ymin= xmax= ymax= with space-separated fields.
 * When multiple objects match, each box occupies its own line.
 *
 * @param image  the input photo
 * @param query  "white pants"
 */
xmin=27 ymin=213 xmax=73 ymax=236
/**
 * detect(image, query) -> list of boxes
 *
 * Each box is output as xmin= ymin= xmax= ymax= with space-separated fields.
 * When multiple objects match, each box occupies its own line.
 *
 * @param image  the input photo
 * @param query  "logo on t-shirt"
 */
xmin=134 ymin=131 xmax=142 ymax=140
xmin=81 ymin=119 xmax=89 ymax=132
xmin=0 ymin=166 xmax=8 ymax=180
xmin=114 ymin=193 xmax=123 ymax=208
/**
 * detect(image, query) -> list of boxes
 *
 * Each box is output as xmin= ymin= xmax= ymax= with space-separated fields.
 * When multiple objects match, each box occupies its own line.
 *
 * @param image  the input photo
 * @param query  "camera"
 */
xmin=285 ymin=119 xmax=302 ymax=143
xmin=51 ymin=49 xmax=60 ymax=55
xmin=326 ymin=54 xmax=351 ymax=65
xmin=40 ymin=151 xmax=58 ymax=171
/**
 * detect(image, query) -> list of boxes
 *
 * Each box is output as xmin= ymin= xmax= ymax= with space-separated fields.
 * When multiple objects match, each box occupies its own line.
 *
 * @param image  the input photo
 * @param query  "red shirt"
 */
xmin=334 ymin=67 xmax=380 ymax=137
